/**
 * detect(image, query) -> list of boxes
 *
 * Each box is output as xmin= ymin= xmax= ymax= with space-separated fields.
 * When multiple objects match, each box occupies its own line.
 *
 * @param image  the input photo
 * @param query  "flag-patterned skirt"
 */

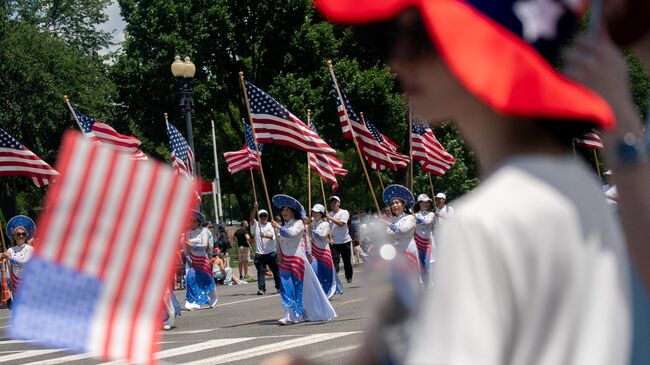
xmin=185 ymin=251 xmax=218 ymax=309
xmin=278 ymin=249 xmax=336 ymax=321
xmin=310 ymin=243 xmax=339 ymax=299
xmin=414 ymin=232 xmax=432 ymax=273
xmin=405 ymin=240 xmax=422 ymax=282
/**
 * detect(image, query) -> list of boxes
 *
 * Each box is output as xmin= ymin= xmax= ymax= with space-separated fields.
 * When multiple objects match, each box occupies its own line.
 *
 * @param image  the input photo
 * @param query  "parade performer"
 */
xmin=271 ymin=195 xmax=336 ymax=325
xmin=414 ymin=194 xmax=435 ymax=283
xmin=382 ymin=185 xmax=420 ymax=277
xmin=184 ymin=210 xmax=218 ymax=310
xmin=309 ymin=204 xmax=342 ymax=299
xmin=0 ymin=215 xmax=36 ymax=308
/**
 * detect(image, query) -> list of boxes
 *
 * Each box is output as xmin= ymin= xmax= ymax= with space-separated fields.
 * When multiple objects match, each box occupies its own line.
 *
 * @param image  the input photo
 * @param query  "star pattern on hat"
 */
xmin=513 ymin=0 xmax=565 ymax=43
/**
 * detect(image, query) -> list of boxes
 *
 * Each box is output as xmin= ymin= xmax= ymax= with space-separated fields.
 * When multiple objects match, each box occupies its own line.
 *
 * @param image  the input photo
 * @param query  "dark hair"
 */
xmin=280 ymin=206 xmax=302 ymax=225
xmin=413 ymin=200 xmax=430 ymax=213
xmin=390 ymin=199 xmax=411 ymax=216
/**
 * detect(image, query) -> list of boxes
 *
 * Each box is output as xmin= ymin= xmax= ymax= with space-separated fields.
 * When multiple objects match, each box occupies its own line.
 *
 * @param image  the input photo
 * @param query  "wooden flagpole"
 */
xmin=593 ymin=149 xmax=602 ymax=179
xmin=375 ymin=169 xmax=385 ymax=192
xmin=408 ymin=102 xmax=414 ymax=192
xmin=249 ymin=168 xmax=258 ymax=204
xmin=63 ymin=95 xmax=84 ymax=130
xmin=239 ymin=71 xmax=274 ymax=219
xmin=307 ymin=109 xmax=313 ymax=214
xmin=319 ymin=177 xmax=328 ymax=207
xmin=328 ymin=60 xmax=381 ymax=214
xmin=428 ymin=172 xmax=435 ymax=198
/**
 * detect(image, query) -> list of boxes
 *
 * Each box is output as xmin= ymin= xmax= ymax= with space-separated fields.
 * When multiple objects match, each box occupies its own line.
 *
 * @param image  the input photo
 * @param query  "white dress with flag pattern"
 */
xmin=309 ymin=220 xmax=340 ymax=299
xmin=278 ymin=219 xmax=336 ymax=322
xmin=6 ymin=243 xmax=33 ymax=295
xmin=387 ymin=213 xmax=421 ymax=278
xmin=184 ymin=227 xmax=218 ymax=310
xmin=415 ymin=210 xmax=436 ymax=281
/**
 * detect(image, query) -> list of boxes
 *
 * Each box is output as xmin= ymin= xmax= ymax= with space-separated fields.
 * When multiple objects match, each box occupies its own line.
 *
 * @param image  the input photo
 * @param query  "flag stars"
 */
xmin=513 ymin=0 xmax=565 ymax=43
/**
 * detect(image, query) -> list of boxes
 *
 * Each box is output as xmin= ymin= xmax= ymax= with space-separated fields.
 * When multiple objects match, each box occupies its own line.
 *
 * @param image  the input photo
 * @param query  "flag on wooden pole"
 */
xmin=9 ymin=131 xmax=197 ymax=364
xmin=308 ymin=122 xmax=347 ymax=192
xmin=0 ymin=127 xmax=59 ymax=187
xmin=411 ymin=121 xmax=456 ymax=176
xmin=573 ymin=130 xmax=604 ymax=150
xmin=224 ymin=122 xmax=262 ymax=174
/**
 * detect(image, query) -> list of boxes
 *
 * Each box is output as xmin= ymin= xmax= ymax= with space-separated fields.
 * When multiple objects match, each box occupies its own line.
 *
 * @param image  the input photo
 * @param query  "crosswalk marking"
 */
xmin=308 ymin=344 xmax=360 ymax=360
xmin=21 ymin=352 xmax=93 ymax=365
xmin=0 ymin=348 xmax=69 ymax=362
xmin=183 ymin=332 xmax=359 ymax=365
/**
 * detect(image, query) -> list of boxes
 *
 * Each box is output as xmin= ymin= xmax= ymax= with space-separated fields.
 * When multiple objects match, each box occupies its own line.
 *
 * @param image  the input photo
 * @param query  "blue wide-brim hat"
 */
xmin=6 ymin=215 xmax=36 ymax=239
xmin=272 ymin=194 xmax=307 ymax=219
xmin=383 ymin=184 xmax=415 ymax=209
xmin=191 ymin=210 xmax=206 ymax=225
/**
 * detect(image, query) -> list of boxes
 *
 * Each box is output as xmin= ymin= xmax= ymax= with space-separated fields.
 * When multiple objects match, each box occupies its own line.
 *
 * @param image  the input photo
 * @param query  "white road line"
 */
xmin=0 ymin=348 xmax=68 ymax=362
xmin=21 ymin=352 xmax=93 ymax=365
xmin=183 ymin=332 xmax=359 ymax=365
xmin=215 ymin=294 xmax=279 ymax=307
xmin=0 ymin=339 xmax=36 ymax=345
xmin=0 ymin=315 xmax=10 ymax=320
xmin=163 ymin=329 xmax=217 ymax=335
xmin=308 ymin=344 xmax=361 ymax=359
xmin=0 ymin=325 xmax=10 ymax=329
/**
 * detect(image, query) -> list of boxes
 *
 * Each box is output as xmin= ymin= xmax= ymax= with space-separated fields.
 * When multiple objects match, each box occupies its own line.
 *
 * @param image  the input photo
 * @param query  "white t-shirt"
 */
xmin=328 ymin=209 xmax=351 ymax=244
xmin=252 ymin=220 xmax=276 ymax=255
xmin=407 ymin=156 xmax=631 ymax=365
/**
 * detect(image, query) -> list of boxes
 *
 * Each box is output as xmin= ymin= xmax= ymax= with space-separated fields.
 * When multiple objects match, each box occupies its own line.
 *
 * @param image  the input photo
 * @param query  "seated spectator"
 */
xmin=212 ymin=252 xmax=247 ymax=286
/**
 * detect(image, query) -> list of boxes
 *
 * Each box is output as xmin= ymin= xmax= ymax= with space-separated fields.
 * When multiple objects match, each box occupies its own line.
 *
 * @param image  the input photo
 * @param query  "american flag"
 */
xmin=573 ymin=130 xmax=604 ymax=150
xmin=0 ymin=127 xmax=59 ymax=187
xmin=329 ymin=79 xmax=400 ymax=170
xmin=224 ymin=122 xmax=262 ymax=174
xmin=9 ymin=131 xmax=196 ymax=365
xmin=245 ymin=81 xmax=336 ymax=155
xmin=364 ymin=118 xmax=409 ymax=169
xmin=166 ymin=121 xmax=195 ymax=179
xmin=308 ymin=122 xmax=347 ymax=192
xmin=411 ymin=121 xmax=456 ymax=176
xmin=74 ymin=111 xmax=148 ymax=160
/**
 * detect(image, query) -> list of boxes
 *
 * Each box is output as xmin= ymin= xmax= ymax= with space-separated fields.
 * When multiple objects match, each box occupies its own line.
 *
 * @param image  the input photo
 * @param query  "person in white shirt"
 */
xmin=327 ymin=196 xmax=354 ymax=283
xmin=309 ymin=204 xmax=341 ymax=299
xmin=383 ymin=185 xmax=420 ymax=279
xmin=250 ymin=202 xmax=280 ymax=295
xmin=414 ymin=194 xmax=436 ymax=282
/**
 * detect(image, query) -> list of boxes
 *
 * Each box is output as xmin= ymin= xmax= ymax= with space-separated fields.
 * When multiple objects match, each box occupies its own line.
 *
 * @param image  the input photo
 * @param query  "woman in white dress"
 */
xmin=382 ymin=185 xmax=420 ymax=277
xmin=1 ymin=215 xmax=36 ymax=308
xmin=271 ymin=195 xmax=336 ymax=325
xmin=309 ymin=204 xmax=342 ymax=299
xmin=184 ymin=210 xmax=218 ymax=310
xmin=414 ymin=194 xmax=436 ymax=283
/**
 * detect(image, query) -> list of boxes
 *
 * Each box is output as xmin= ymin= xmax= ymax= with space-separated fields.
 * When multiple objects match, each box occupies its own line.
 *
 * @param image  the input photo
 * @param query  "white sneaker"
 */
xmin=163 ymin=324 xmax=171 ymax=330
xmin=292 ymin=314 xmax=304 ymax=324
xmin=240 ymin=280 xmax=248 ymax=284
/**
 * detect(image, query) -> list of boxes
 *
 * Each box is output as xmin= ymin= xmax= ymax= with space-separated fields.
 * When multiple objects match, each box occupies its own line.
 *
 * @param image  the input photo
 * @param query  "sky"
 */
xmin=97 ymin=1 xmax=126 ymax=54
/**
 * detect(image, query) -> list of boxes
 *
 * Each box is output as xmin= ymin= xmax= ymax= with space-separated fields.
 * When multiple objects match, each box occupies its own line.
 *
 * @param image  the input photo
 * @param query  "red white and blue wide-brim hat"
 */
xmin=383 ymin=184 xmax=415 ymax=208
xmin=191 ymin=210 xmax=206 ymax=224
xmin=315 ymin=0 xmax=615 ymax=130
xmin=273 ymin=194 xmax=307 ymax=218
xmin=6 ymin=215 xmax=36 ymax=239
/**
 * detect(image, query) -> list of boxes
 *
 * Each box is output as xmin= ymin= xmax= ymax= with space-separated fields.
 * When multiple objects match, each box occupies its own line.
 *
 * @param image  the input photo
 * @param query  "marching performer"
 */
xmin=414 ymin=194 xmax=435 ymax=283
xmin=1 ymin=215 xmax=36 ymax=308
xmin=271 ymin=195 xmax=336 ymax=325
xmin=309 ymin=204 xmax=342 ymax=299
xmin=184 ymin=210 xmax=218 ymax=310
xmin=382 ymin=185 xmax=420 ymax=277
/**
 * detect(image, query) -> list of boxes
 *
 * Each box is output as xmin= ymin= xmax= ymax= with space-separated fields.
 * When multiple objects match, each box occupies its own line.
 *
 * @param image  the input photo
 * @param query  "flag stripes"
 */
xmin=573 ymin=130 xmax=604 ymax=150
xmin=0 ymin=128 xmax=59 ymax=187
xmin=411 ymin=121 xmax=455 ymax=176
xmin=14 ymin=131 xmax=196 ymax=365
xmin=74 ymin=112 xmax=148 ymax=160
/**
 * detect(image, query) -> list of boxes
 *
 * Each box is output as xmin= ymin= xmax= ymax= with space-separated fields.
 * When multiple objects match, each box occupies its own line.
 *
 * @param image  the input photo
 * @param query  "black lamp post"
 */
xmin=171 ymin=55 xmax=197 ymax=169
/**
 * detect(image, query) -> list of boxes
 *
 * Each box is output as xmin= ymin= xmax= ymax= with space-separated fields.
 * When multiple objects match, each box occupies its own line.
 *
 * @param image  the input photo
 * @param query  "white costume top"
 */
xmin=328 ymin=209 xmax=351 ymax=244
xmin=278 ymin=219 xmax=305 ymax=255
xmin=407 ymin=156 xmax=631 ymax=365
xmin=7 ymin=243 xmax=33 ymax=286
xmin=415 ymin=210 xmax=436 ymax=260
xmin=386 ymin=213 xmax=416 ymax=250
xmin=252 ymin=220 xmax=277 ymax=255
xmin=310 ymin=220 xmax=331 ymax=250
xmin=186 ymin=227 xmax=211 ymax=273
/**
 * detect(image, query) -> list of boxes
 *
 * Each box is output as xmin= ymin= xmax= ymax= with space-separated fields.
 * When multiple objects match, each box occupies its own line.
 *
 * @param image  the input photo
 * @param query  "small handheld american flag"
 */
xmin=9 ymin=131 xmax=197 ymax=364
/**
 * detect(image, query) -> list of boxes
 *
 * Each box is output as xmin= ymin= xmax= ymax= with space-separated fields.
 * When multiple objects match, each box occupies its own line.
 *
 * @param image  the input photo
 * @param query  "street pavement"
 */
xmin=0 ymin=266 xmax=369 ymax=364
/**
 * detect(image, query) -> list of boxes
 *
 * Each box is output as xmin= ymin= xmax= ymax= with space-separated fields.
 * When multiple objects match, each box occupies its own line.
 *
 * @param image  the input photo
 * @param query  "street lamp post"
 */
xmin=171 ymin=55 xmax=197 ymax=171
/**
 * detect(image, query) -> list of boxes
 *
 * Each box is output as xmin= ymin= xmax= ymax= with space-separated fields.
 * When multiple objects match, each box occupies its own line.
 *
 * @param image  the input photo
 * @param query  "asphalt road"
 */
xmin=0 ymin=266 xmax=369 ymax=365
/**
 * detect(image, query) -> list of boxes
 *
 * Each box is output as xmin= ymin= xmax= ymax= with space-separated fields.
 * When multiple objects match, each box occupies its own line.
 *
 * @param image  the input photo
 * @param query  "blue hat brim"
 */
xmin=6 ymin=215 xmax=36 ymax=239
xmin=382 ymin=184 xmax=415 ymax=208
xmin=272 ymin=194 xmax=305 ymax=218
xmin=191 ymin=210 xmax=206 ymax=224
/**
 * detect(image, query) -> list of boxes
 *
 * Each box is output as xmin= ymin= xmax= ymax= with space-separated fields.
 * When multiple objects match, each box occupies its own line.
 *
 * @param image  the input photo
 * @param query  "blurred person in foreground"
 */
xmin=266 ymin=0 xmax=633 ymax=364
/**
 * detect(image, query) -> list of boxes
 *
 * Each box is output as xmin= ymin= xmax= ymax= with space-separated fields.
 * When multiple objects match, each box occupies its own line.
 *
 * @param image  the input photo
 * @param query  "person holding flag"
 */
xmin=0 ymin=215 xmax=36 ymax=308
xmin=183 ymin=210 xmax=218 ymax=310
xmin=271 ymin=195 xmax=336 ymax=325
xmin=382 ymin=185 xmax=420 ymax=279
xmin=308 ymin=204 xmax=341 ymax=299
xmin=413 ymin=194 xmax=435 ymax=283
